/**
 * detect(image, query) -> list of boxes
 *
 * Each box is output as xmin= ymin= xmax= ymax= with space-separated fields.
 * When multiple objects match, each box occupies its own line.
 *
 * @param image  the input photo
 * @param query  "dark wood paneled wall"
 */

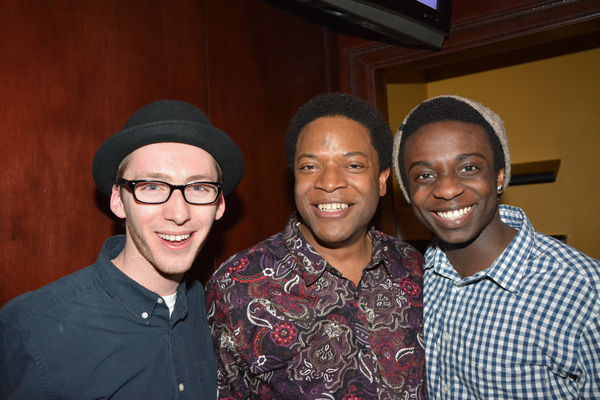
xmin=0 ymin=0 xmax=332 ymax=306
xmin=192 ymin=0 xmax=336 ymax=283
xmin=3 ymin=0 xmax=598 ymax=306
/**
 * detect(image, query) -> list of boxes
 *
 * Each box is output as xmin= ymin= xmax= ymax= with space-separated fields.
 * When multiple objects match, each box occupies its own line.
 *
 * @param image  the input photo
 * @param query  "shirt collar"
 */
xmin=282 ymin=213 xmax=392 ymax=285
xmin=425 ymin=205 xmax=535 ymax=294
xmin=93 ymin=235 xmax=188 ymax=324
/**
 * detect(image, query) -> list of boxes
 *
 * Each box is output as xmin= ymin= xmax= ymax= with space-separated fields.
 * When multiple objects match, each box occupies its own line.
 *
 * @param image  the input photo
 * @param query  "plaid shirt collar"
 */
xmin=425 ymin=205 xmax=536 ymax=294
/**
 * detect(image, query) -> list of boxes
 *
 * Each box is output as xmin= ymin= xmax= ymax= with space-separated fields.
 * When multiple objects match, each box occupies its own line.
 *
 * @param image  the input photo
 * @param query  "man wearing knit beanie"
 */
xmin=393 ymin=95 xmax=600 ymax=398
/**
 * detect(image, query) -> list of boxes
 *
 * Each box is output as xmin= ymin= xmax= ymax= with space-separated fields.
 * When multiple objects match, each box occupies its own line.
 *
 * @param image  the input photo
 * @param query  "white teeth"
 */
xmin=318 ymin=203 xmax=349 ymax=212
xmin=158 ymin=233 xmax=191 ymax=242
xmin=437 ymin=206 xmax=472 ymax=220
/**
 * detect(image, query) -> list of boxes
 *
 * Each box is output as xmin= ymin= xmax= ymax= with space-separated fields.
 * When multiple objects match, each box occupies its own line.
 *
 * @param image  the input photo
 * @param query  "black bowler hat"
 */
xmin=93 ymin=100 xmax=245 ymax=198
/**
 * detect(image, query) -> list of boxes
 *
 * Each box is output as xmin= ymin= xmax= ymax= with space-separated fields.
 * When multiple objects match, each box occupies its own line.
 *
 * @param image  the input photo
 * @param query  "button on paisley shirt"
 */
xmin=206 ymin=214 xmax=427 ymax=399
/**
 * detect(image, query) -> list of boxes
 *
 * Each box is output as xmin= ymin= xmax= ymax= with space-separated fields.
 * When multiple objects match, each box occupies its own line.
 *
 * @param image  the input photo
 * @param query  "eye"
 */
xmin=347 ymin=163 xmax=364 ymax=170
xmin=138 ymin=182 xmax=166 ymax=191
xmin=299 ymin=164 xmax=316 ymax=170
xmin=416 ymin=172 xmax=433 ymax=181
xmin=460 ymin=165 xmax=478 ymax=173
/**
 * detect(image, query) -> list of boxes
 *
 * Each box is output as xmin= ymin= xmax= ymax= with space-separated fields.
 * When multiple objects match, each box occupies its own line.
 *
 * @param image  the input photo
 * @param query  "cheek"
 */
xmin=125 ymin=200 xmax=164 ymax=222
xmin=407 ymin=184 xmax=424 ymax=205
xmin=409 ymin=191 xmax=430 ymax=217
xmin=294 ymin=180 xmax=311 ymax=202
xmin=410 ymin=203 xmax=435 ymax=232
xmin=193 ymin=206 xmax=219 ymax=224
xmin=410 ymin=202 xmax=426 ymax=220
xmin=127 ymin=209 xmax=154 ymax=228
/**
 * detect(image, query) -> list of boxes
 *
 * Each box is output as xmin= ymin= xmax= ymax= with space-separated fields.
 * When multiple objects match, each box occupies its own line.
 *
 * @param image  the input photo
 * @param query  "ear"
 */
xmin=378 ymin=167 xmax=391 ymax=197
xmin=110 ymin=185 xmax=127 ymax=219
xmin=214 ymin=193 xmax=226 ymax=221
xmin=496 ymin=169 xmax=506 ymax=193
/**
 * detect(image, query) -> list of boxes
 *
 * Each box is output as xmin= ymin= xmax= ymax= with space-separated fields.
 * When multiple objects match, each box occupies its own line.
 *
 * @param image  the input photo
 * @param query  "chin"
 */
xmin=436 ymin=230 xmax=481 ymax=248
xmin=156 ymin=262 xmax=194 ymax=276
xmin=312 ymin=227 xmax=352 ymax=245
xmin=150 ymin=250 xmax=197 ymax=275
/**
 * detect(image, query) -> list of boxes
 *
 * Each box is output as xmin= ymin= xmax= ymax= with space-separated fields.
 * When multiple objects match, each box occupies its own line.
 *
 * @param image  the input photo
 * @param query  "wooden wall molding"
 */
xmin=343 ymin=0 xmax=600 ymax=102
xmin=452 ymin=0 xmax=585 ymax=32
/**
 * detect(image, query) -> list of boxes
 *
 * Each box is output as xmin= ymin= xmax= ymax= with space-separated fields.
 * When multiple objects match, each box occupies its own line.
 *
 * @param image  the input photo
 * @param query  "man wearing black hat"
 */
xmin=0 ymin=100 xmax=244 ymax=400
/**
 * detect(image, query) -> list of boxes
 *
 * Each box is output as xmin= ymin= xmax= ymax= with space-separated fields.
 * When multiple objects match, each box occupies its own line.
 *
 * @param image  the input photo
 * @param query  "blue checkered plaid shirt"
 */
xmin=424 ymin=205 xmax=600 ymax=399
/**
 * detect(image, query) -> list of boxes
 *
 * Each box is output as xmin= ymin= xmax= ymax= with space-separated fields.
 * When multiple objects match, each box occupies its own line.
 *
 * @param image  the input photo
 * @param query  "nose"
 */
xmin=314 ymin=164 xmax=348 ymax=192
xmin=163 ymin=188 xmax=192 ymax=225
xmin=432 ymin=174 xmax=464 ymax=200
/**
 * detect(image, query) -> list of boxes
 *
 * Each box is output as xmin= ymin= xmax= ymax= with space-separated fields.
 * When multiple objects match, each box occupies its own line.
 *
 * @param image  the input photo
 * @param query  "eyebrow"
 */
xmin=407 ymin=152 xmax=488 ymax=173
xmin=140 ymin=172 xmax=217 ymax=182
xmin=456 ymin=152 xmax=488 ymax=161
xmin=296 ymin=151 xmax=370 ymax=160
xmin=344 ymin=151 xmax=369 ymax=158
xmin=407 ymin=160 xmax=431 ymax=173
xmin=296 ymin=153 xmax=317 ymax=161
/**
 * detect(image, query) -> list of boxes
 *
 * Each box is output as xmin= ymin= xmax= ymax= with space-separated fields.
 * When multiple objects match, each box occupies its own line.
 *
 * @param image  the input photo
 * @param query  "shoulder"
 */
xmin=531 ymin=231 xmax=600 ymax=292
xmin=373 ymin=230 xmax=423 ymax=259
xmin=182 ymin=277 xmax=206 ymax=304
xmin=501 ymin=205 xmax=600 ymax=295
xmin=208 ymin=230 xmax=290 ymax=284
xmin=509 ymin=230 xmax=600 ymax=334
xmin=372 ymin=230 xmax=425 ymax=279
xmin=1 ymin=265 xmax=98 ymax=328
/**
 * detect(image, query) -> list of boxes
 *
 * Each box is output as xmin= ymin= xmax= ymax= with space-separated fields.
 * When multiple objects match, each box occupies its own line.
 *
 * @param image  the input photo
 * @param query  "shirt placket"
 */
xmin=440 ymin=282 xmax=467 ymax=399
xmin=438 ymin=281 xmax=466 ymax=399
xmin=354 ymin=271 xmax=383 ymax=395
xmin=168 ymin=303 xmax=190 ymax=399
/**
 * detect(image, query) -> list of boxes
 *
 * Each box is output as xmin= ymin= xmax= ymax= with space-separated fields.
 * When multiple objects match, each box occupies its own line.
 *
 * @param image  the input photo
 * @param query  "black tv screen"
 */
xmin=296 ymin=0 xmax=452 ymax=49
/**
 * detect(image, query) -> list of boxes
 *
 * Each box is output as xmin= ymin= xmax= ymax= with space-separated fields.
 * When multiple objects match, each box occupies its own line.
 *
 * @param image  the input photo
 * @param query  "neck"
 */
xmin=112 ymin=249 xmax=182 ymax=297
xmin=299 ymin=223 xmax=372 ymax=286
xmin=443 ymin=210 xmax=517 ymax=279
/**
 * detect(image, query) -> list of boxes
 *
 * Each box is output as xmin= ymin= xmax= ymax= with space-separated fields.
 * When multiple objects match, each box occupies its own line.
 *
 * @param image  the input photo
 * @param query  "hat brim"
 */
xmin=92 ymin=120 xmax=245 ymax=198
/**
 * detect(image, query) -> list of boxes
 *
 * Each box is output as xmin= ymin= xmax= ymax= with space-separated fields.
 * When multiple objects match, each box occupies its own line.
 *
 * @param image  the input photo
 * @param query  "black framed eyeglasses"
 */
xmin=119 ymin=179 xmax=222 ymax=205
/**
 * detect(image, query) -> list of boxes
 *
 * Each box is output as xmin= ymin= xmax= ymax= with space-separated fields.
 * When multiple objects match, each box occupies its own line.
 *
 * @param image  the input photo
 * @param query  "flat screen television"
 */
xmin=291 ymin=0 xmax=453 ymax=49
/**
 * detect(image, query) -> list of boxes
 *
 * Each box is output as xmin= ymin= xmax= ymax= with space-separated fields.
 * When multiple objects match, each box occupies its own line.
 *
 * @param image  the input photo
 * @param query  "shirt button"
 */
xmin=179 ymin=383 xmax=185 ymax=392
xmin=157 ymin=298 xmax=164 ymax=304
xmin=141 ymin=312 xmax=149 ymax=319
xmin=442 ymin=384 xmax=449 ymax=393
xmin=443 ymin=332 xmax=451 ymax=341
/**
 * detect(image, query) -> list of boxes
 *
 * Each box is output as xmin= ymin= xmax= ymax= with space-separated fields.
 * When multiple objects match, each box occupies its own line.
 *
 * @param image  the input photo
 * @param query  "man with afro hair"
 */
xmin=393 ymin=95 xmax=600 ymax=399
xmin=206 ymin=93 xmax=427 ymax=399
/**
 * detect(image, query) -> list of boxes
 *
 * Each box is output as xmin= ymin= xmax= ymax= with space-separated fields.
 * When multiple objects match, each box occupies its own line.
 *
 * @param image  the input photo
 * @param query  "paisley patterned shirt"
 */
xmin=206 ymin=213 xmax=427 ymax=399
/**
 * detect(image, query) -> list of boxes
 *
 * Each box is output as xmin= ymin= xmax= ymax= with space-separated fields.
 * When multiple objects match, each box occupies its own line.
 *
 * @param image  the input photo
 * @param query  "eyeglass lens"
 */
xmin=134 ymin=181 xmax=219 ymax=204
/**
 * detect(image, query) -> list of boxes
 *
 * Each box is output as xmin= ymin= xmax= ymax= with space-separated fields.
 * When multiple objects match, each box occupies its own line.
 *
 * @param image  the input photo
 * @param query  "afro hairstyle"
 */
xmin=284 ymin=92 xmax=393 ymax=171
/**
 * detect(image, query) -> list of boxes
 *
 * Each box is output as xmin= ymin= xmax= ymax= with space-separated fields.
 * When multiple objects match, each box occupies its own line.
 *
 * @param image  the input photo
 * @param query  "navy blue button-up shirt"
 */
xmin=0 ymin=235 xmax=217 ymax=400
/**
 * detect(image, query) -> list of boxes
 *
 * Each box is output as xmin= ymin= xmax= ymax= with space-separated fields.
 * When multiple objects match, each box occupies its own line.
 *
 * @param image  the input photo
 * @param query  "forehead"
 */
xmin=123 ymin=142 xmax=220 ymax=178
xmin=296 ymin=116 xmax=374 ymax=155
xmin=405 ymin=120 xmax=493 ymax=161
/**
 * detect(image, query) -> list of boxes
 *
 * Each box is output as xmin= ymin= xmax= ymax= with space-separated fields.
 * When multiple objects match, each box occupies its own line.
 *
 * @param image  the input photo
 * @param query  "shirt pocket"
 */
xmin=470 ymin=362 xmax=549 ymax=399
xmin=196 ymin=356 xmax=218 ymax=400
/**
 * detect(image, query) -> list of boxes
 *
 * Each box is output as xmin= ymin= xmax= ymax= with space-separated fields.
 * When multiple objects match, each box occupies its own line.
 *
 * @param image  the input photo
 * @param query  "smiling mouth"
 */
xmin=436 ymin=206 xmax=472 ymax=221
xmin=158 ymin=233 xmax=191 ymax=243
xmin=317 ymin=203 xmax=349 ymax=212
